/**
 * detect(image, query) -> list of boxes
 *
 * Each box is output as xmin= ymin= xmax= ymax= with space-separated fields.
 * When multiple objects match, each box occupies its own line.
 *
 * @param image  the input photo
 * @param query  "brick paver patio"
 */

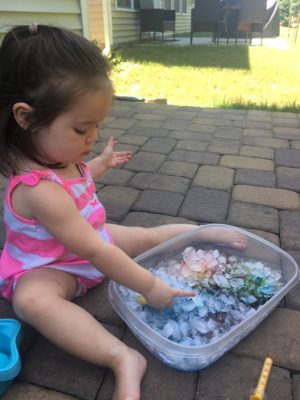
xmin=1 ymin=100 xmax=300 ymax=400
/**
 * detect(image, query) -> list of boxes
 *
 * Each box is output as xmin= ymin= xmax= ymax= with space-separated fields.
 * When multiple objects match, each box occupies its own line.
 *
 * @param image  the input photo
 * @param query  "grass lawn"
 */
xmin=110 ymin=29 xmax=300 ymax=112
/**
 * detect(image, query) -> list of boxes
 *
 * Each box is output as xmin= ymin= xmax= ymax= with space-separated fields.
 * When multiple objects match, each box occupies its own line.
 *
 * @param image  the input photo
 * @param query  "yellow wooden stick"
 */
xmin=249 ymin=356 xmax=273 ymax=400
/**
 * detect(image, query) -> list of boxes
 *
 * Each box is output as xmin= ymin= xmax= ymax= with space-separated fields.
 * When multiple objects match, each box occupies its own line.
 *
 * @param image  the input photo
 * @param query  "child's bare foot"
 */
xmin=111 ymin=346 xmax=147 ymax=400
xmin=223 ymin=229 xmax=247 ymax=250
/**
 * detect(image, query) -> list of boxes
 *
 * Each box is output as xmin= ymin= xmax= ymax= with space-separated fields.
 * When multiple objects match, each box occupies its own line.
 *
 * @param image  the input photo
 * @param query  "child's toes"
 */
xmin=237 ymin=236 xmax=247 ymax=248
xmin=232 ymin=234 xmax=247 ymax=249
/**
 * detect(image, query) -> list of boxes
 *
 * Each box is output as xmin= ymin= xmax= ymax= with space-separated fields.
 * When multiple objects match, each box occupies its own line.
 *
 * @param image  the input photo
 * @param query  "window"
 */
xmin=116 ymin=0 xmax=140 ymax=10
xmin=164 ymin=0 xmax=187 ymax=13
xmin=181 ymin=0 xmax=187 ymax=13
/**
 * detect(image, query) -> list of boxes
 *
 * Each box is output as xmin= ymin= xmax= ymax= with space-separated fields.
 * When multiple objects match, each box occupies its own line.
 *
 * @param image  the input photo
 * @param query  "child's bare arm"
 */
xmin=24 ymin=180 xmax=193 ymax=307
xmin=87 ymin=137 xmax=132 ymax=180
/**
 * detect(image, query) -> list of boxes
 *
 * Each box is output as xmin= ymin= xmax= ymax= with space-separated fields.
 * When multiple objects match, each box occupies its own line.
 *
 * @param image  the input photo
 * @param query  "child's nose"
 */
xmin=86 ymin=127 xmax=98 ymax=144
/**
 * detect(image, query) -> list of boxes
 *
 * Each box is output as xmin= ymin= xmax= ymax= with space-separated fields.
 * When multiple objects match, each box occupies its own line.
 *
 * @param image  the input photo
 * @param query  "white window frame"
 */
xmin=164 ymin=0 xmax=187 ymax=14
xmin=115 ymin=0 xmax=139 ymax=11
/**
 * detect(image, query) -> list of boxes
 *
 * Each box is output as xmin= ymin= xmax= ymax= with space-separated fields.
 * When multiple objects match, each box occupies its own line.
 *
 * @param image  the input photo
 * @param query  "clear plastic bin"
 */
xmin=108 ymin=224 xmax=299 ymax=371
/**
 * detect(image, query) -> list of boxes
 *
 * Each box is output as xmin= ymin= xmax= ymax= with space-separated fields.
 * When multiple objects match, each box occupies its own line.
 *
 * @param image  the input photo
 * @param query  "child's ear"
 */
xmin=12 ymin=102 xmax=33 ymax=129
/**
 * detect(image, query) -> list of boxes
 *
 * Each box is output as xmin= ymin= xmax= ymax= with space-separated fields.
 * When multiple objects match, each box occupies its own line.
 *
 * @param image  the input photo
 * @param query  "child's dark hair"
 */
xmin=0 ymin=24 xmax=112 ymax=177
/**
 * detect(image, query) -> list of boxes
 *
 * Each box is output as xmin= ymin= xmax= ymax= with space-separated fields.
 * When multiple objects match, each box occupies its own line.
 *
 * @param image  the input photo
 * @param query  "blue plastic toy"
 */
xmin=0 ymin=319 xmax=22 ymax=395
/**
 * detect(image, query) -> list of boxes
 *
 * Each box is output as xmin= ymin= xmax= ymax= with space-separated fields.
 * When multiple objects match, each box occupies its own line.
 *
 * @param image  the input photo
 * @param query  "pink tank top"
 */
xmin=0 ymin=163 xmax=111 ymax=300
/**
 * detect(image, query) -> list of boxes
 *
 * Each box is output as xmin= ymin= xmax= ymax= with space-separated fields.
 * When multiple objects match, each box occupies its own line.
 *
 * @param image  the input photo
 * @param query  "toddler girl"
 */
xmin=0 ymin=25 xmax=246 ymax=400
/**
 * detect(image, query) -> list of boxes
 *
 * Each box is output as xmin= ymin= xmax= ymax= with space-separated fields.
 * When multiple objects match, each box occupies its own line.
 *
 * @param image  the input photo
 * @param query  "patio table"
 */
xmin=220 ymin=1 xmax=241 ymax=42
xmin=220 ymin=0 xmax=279 ymax=43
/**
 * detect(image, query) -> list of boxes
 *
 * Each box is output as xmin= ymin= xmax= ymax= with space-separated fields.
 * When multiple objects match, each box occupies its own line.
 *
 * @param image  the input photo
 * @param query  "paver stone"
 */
xmin=242 ymin=137 xmax=289 ymax=149
xmin=277 ymin=167 xmax=300 ymax=192
xmin=220 ymin=155 xmax=274 ymax=171
xmin=162 ymin=119 xmax=189 ymax=130
xmin=96 ymin=169 xmax=134 ymax=186
xmin=159 ymin=160 xmax=198 ymax=179
xmin=175 ymin=140 xmax=208 ymax=152
xmin=208 ymin=138 xmax=240 ymax=155
xmin=2 ymin=382 xmax=78 ymax=400
xmin=169 ymin=130 xmax=212 ymax=141
xmin=128 ymin=126 xmax=170 ymax=137
xmin=118 ymin=134 xmax=149 ymax=146
xmin=243 ymin=128 xmax=273 ymax=137
xmin=122 ymin=211 xmax=196 ymax=227
xmin=179 ymin=187 xmax=230 ymax=222
xmin=228 ymin=201 xmax=279 ymax=233
xmin=214 ymin=126 xmax=242 ymax=139
xmin=233 ymin=308 xmax=300 ymax=371
xmin=106 ymin=117 xmax=137 ymax=129
xmin=234 ymin=169 xmax=276 ymax=187
xmin=99 ymin=186 xmax=140 ymax=221
xmin=195 ymin=353 xmax=291 ymax=400
xmin=168 ymin=150 xmax=219 ymax=165
xmin=141 ymin=137 xmax=176 ymax=154
xmin=285 ymin=251 xmax=300 ymax=311
xmin=293 ymin=374 xmax=300 ymax=400
xmin=275 ymin=149 xmax=300 ymax=168
xmin=132 ymin=190 xmax=184 ymax=216
xmin=280 ymin=211 xmax=300 ymax=250
xmin=124 ymin=151 xmax=166 ymax=172
xmin=274 ymin=126 xmax=300 ymax=139
xmin=233 ymin=185 xmax=300 ymax=210
xmin=192 ymin=165 xmax=234 ymax=192
xmin=245 ymin=228 xmax=279 ymax=246
xmin=240 ymin=145 xmax=274 ymax=159
xmin=128 ymin=172 xmax=190 ymax=193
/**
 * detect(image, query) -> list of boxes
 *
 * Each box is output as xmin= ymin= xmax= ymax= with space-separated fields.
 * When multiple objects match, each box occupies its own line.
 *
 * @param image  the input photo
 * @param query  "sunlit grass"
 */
xmin=110 ymin=33 xmax=300 ymax=112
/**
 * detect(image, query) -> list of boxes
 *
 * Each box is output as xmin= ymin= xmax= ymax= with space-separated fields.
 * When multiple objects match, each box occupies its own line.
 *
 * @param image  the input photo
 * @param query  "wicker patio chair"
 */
xmin=139 ymin=8 xmax=176 ymax=41
xmin=190 ymin=0 xmax=222 ymax=44
xmin=236 ymin=0 xmax=267 ymax=45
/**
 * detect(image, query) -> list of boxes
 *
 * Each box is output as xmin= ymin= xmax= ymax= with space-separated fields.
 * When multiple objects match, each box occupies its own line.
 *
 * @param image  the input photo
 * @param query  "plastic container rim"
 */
xmin=108 ymin=224 xmax=300 ymax=357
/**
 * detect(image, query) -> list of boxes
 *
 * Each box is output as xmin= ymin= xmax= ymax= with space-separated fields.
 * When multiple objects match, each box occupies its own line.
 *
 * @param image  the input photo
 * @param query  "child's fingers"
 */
xmin=115 ymin=151 xmax=132 ymax=157
xmin=115 ymin=152 xmax=132 ymax=164
xmin=172 ymin=289 xmax=195 ymax=298
xmin=107 ymin=136 xmax=116 ymax=147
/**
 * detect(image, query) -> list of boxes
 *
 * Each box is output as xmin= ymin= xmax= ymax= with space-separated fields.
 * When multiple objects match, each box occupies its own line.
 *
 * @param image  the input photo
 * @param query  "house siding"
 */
xmin=0 ymin=0 xmax=84 ymax=41
xmin=111 ymin=0 xmax=192 ymax=44
xmin=175 ymin=0 xmax=194 ymax=33
xmin=111 ymin=0 xmax=140 ymax=44
xmin=87 ymin=0 xmax=105 ymax=45
xmin=175 ymin=9 xmax=192 ymax=33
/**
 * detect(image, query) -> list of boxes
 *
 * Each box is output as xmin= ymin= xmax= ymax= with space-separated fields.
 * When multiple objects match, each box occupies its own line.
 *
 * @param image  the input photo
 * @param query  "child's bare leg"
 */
xmin=148 ymin=225 xmax=247 ymax=249
xmin=106 ymin=223 xmax=197 ymax=257
xmin=192 ymin=226 xmax=247 ymax=249
xmin=106 ymin=223 xmax=246 ymax=258
xmin=12 ymin=268 xmax=146 ymax=400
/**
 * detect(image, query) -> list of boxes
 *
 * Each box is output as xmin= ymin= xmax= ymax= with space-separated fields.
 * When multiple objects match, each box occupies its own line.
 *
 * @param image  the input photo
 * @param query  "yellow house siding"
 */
xmin=111 ymin=0 xmax=140 ymax=44
xmin=0 ymin=0 xmax=84 ymax=41
xmin=175 ymin=0 xmax=193 ymax=34
xmin=175 ymin=10 xmax=191 ymax=34
xmin=87 ymin=0 xmax=105 ymax=45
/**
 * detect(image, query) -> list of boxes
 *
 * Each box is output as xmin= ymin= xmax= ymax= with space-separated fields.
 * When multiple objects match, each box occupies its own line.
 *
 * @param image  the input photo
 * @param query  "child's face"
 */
xmin=35 ymin=88 xmax=112 ymax=165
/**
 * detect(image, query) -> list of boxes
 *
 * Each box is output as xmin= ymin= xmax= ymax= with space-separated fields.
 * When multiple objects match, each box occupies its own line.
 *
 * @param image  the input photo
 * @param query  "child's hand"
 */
xmin=100 ymin=136 xmax=132 ymax=169
xmin=143 ymin=277 xmax=195 ymax=309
